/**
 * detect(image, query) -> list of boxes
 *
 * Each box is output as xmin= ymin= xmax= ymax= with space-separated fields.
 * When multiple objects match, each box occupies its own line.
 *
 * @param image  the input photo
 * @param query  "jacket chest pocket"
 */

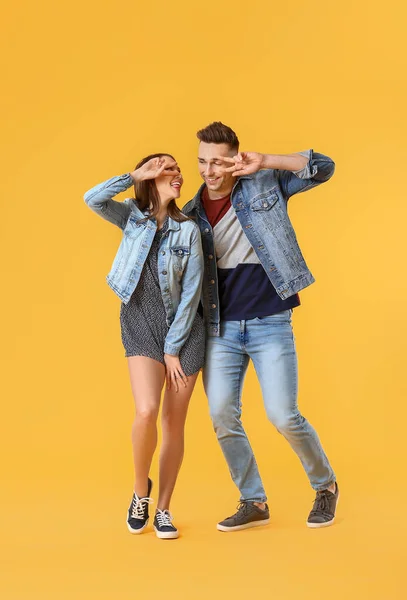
xmin=250 ymin=190 xmax=279 ymax=211
xmin=170 ymin=246 xmax=190 ymax=272
xmin=250 ymin=189 xmax=287 ymax=229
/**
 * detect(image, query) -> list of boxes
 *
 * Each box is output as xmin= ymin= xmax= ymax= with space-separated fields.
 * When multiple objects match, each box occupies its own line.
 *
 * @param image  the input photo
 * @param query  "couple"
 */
xmin=84 ymin=121 xmax=338 ymax=540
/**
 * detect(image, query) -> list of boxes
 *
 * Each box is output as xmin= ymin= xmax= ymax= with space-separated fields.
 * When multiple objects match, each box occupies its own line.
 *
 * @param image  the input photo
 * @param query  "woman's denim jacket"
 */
xmin=84 ymin=174 xmax=203 ymax=355
xmin=182 ymin=150 xmax=335 ymax=336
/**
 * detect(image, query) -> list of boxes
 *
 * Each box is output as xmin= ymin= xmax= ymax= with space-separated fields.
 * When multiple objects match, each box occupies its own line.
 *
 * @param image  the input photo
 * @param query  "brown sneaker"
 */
xmin=307 ymin=482 xmax=339 ymax=528
xmin=217 ymin=501 xmax=270 ymax=532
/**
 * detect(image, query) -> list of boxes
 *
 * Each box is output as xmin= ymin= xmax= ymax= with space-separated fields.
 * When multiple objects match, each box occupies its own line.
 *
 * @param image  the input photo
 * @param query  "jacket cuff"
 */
xmin=293 ymin=149 xmax=318 ymax=180
xmin=164 ymin=342 xmax=181 ymax=356
xmin=122 ymin=173 xmax=135 ymax=186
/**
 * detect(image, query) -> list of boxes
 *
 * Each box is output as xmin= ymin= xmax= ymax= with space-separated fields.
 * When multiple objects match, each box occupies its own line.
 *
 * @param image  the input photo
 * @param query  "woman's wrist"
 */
xmin=129 ymin=170 xmax=140 ymax=183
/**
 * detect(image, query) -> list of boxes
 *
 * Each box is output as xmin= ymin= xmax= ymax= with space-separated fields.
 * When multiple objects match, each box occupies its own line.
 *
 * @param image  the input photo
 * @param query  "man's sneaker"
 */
xmin=126 ymin=478 xmax=153 ymax=534
xmin=307 ymin=482 xmax=339 ymax=528
xmin=153 ymin=509 xmax=179 ymax=539
xmin=217 ymin=501 xmax=270 ymax=532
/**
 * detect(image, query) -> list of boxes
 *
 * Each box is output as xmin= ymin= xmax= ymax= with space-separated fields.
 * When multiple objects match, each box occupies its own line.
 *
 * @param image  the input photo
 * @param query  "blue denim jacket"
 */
xmin=84 ymin=173 xmax=204 ymax=355
xmin=182 ymin=150 xmax=335 ymax=336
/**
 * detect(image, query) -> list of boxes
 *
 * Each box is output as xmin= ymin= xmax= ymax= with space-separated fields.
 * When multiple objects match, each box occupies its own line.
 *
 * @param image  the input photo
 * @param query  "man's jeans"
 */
xmin=203 ymin=310 xmax=336 ymax=502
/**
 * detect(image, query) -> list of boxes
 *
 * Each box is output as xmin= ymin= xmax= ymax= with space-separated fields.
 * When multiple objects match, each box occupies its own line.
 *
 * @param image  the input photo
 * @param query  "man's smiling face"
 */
xmin=198 ymin=142 xmax=236 ymax=198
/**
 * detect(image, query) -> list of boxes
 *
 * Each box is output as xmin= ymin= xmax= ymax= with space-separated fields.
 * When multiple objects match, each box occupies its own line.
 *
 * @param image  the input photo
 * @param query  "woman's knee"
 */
xmin=161 ymin=410 xmax=186 ymax=434
xmin=134 ymin=405 xmax=159 ymax=425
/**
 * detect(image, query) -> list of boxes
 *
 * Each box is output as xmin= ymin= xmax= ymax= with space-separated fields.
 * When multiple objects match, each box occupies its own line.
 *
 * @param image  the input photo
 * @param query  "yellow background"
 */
xmin=1 ymin=1 xmax=406 ymax=598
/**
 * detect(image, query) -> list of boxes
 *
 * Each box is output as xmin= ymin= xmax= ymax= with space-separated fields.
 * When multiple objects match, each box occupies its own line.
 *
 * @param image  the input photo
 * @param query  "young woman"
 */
xmin=84 ymin=154 xmax=205 ymax=539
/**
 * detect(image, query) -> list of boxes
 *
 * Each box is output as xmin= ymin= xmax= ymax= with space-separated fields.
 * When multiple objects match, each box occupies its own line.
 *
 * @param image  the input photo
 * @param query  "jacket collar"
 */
xmin=167 ymin=217 xmax=181 ymax=232
xmin=129 ymin=200 xmax=180 ymax=232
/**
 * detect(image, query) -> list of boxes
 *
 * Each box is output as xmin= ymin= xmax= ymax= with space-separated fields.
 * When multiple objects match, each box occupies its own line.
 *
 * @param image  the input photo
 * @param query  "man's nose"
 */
xmin=204 ymin=164 xmax=214 ymax=176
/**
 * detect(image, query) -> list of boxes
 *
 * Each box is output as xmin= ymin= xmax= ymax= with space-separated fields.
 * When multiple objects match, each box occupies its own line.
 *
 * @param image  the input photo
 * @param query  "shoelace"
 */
xmin=131 ymin=495 xmax=154 ymax=519
xmin=224 ymin=501 xmax=253 ymax=520
xmin=155 ymin=509 xmax=174 ymax=528
xmin=312 ymin=491 xmax=332 ymax=515
xmin=236 ymin=502 xmax=252 ymax=516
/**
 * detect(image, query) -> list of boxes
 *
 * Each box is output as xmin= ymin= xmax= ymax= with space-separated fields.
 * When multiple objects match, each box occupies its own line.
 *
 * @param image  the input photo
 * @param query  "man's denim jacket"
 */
xmin=182 ymin=150 xmax=335 ymax=336
xmin=84 ymin=174 xmax=203 ymax=355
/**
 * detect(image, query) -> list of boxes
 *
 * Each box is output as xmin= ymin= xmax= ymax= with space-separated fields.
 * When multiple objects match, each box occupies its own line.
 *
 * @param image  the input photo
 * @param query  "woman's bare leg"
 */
xmin=127 ymin=356 xmax=166 ymax=497
xmin=157 ymin=372 xmax=199 ymax=510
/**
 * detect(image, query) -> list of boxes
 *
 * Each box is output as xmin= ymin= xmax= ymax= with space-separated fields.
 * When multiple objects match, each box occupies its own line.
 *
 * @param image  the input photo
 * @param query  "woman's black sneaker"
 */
xmin=127 ymin=478 xmax=153 ymax=534
xmin=217 ymin=501 xmax=270 ymax=532
xmin=153 ymin=509 xmax=179 ymax=539
xmin=307 ymin=482 xmax=339 ymax=528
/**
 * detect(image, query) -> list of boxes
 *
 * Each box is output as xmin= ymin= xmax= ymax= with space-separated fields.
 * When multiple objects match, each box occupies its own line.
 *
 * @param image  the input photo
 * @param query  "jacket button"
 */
xmin=208 ymin=254 xmax=213 ymax=259
xmin=263 ymin=202 xmax=268 ymax=208
xmin=204 ymin=228 xmax=209 ymax=233
xmin=210 ymin=279 xmax=215 ymax=284
xmin=161 ymin=251 xmax=166 ymax=255
xmin=212 ymin=304 xmax=217 ymax=309
xmin=178 ymin=250 xmax=183 ymax=255
xmin=162 ymin=271 xmax=167 ymax=275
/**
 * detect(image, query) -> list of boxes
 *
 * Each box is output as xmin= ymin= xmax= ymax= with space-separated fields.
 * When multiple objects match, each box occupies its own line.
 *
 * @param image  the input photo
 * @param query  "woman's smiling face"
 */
xmin=155 ymin=156 xmax=183 ymax=202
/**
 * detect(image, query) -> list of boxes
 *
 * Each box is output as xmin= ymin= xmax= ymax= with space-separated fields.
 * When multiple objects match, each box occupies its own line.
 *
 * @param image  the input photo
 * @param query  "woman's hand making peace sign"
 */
xmin=130 ymin=156 xmax=179 ymax=183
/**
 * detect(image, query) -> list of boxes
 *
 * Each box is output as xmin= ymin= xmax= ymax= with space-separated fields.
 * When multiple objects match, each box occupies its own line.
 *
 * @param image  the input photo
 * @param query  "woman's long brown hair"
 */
xmin=133 ymin=153 xmax=189 ymax=223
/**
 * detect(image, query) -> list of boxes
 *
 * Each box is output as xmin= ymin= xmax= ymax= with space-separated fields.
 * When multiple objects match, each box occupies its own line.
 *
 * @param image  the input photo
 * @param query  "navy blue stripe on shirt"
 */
xmin=218 ymin=264 xmax=300 ymax=321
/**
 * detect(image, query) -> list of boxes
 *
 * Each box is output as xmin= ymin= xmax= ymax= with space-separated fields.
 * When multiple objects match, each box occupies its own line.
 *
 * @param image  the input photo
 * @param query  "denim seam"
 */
xmin=237 ymin=348 xmax=267 ymax=504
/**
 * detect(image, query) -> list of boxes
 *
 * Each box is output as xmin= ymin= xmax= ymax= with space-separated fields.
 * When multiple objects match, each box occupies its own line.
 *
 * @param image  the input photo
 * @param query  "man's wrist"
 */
xmin=259 ymin=153 xmax=309 ymax=172
xmin=260 ymin=154 xmax=275 ymax=169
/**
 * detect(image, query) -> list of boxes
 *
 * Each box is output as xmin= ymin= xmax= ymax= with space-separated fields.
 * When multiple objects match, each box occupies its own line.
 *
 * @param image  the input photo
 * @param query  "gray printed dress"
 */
xmin=120 ymin=218 xmax=205 ymax=376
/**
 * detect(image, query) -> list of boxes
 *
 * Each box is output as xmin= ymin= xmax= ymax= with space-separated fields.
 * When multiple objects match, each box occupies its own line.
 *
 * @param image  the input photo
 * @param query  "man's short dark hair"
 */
xmin=196 ymin=121 xmax=239 ymax=151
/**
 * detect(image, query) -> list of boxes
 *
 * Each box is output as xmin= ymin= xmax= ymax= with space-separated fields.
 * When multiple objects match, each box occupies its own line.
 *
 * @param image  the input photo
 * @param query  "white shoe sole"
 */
xmin=217 ymin=518 xmax=270 ymax=532
xmin=306 ymin=492 xmax=339 ymax=529
xmin=154 ymin=526 xmax=179 ymax=539
xmin=127 ymin=518 xmax=149 ymax=534
xmin=306 ymin=518 xmax=335 ymax=529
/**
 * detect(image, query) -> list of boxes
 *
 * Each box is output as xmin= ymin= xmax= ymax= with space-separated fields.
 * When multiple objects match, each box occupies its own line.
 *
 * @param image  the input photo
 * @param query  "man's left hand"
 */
xmin=220 ymin=152 xmax=265 ymax=177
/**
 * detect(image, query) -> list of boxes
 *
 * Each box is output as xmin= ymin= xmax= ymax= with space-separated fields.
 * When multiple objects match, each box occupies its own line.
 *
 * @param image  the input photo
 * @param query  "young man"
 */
xmin=182 ymin=122 xmax=338 ymax=532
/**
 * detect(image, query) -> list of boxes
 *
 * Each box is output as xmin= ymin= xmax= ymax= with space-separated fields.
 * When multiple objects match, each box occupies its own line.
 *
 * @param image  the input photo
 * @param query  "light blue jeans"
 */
xmin=203 ymin=310 xmax=336 ymax=502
